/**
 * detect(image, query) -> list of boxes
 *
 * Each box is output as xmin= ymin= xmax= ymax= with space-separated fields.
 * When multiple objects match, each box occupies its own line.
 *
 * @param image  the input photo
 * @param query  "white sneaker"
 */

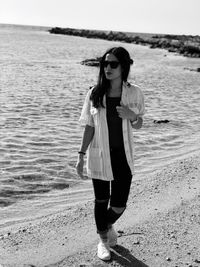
xmin=108 ymin=226 xmax=118 ymax=247
xmin=97 ymin=241 xmax=111 ymax=261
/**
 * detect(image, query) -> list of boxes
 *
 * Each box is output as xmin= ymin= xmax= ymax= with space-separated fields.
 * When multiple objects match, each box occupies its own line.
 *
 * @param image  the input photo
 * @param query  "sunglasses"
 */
xmin=103 ymin=61 xmax=120 ymax=69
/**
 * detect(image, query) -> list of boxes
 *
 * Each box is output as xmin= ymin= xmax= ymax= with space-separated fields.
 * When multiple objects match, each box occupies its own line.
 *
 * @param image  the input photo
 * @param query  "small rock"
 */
xmin=166 ymin=257 xmax=171 ymax=261
xmin=170 ymin=234 xmax=176 ymax=238
xmin=80 ymin=57 xmax=101 ymax=67
xmin=154 ymin=119 xmax=170 ymax=124
xmin=195 ymin=259 xmax=200 ymax=263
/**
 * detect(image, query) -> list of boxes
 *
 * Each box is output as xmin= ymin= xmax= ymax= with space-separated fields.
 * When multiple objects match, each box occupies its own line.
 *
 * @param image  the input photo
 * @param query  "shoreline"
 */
xmin=1 ymin=146 xmax=199 ymax=233
xmin=49 ymin=27 xmax=200 ymax=59
xmin=0 ymin=150 xmax=200 ymax=266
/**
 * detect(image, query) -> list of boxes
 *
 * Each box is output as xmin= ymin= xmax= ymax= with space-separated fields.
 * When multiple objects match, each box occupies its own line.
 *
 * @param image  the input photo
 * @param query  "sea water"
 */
xmin=0 ymin=24 xmax=200 ymax=228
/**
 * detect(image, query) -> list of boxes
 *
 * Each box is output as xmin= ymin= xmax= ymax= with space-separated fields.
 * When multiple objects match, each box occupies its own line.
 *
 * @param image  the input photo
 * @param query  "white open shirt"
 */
xmin=79 ymin=82 xmax=145 ymax=181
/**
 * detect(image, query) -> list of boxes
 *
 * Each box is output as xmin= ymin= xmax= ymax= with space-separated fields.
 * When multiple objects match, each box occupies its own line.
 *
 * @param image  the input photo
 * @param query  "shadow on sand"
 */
xmin=88 ymin=245 xmax=149 ymax=267
xmin=45 ymin=245 xmax=149 ymax=267
xmin=109 ymin=245 xmax=149 ymax=267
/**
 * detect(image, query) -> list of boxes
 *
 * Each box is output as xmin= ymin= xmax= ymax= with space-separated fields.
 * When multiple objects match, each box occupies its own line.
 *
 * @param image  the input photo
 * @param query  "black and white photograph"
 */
xmin=0 ymin=0 xmax=200 ymax=266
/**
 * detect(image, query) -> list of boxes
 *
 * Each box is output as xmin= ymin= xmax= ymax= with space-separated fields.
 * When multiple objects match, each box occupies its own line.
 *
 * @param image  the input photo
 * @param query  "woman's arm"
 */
xmin=116 ymin=104 xmax=143 ymax=129
xmin=76 ymin=125 xmax=95 ymax=178
xmin=79 ymin=124 xmax=95 ymax=153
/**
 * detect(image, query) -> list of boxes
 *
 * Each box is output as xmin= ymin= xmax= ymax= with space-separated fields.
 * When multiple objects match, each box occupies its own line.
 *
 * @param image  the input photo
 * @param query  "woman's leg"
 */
xmin=92 ymin=179 xmax=111 ymax=261
xmin=92 ymin=179 xmax=110 ymax=241
xmin=108 ymin=148 xmax=132 ymax=226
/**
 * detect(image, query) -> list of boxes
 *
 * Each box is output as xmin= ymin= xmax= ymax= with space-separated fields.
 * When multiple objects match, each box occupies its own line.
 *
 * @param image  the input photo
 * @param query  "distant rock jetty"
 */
xmin=49 ymin=27 xmax=200 ymax=58
xmin=80 ymin=57 xmax=101 ymax=67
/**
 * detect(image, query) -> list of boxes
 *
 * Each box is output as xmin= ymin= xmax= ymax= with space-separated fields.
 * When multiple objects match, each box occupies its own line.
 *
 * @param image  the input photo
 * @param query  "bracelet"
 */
xmin=78 ymin=151 xmax=86 ymax=155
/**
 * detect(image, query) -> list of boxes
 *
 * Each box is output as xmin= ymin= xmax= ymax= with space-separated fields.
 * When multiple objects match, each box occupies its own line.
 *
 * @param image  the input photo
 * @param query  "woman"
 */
xmin=76 ymin=47 xmax=145 ymax=261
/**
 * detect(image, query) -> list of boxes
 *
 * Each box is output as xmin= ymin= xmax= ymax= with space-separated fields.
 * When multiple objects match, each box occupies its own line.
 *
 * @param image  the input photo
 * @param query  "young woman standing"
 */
xmin=76 ymin=47 xmax=145 ymax=261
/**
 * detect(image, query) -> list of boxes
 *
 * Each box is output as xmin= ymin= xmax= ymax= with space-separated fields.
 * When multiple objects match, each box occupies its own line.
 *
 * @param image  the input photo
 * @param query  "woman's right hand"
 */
xmin=76 ymin=155 xmax=85 ymax=179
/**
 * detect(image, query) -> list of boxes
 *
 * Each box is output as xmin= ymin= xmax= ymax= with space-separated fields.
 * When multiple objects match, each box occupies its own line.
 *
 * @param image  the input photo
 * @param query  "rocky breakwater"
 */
xmin=149 ymin=34 xmax=200 ymax=58
xmin=49 ymin=27 xmax=200 ymax=58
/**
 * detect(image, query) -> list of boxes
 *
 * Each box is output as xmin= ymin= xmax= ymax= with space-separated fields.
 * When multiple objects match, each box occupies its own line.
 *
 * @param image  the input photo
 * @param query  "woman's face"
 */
xmin=103 ymin=53 xmax=122 ymax=82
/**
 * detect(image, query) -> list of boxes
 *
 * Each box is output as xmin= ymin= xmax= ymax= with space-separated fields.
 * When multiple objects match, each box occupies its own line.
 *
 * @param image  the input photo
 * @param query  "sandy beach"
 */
xmin=0 ymin=151 xmax=199 ymax=267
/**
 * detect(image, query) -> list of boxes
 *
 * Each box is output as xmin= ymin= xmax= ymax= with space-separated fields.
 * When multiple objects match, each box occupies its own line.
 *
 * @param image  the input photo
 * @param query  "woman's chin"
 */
xmin=105 ymin=74 xmax=113 ymax=80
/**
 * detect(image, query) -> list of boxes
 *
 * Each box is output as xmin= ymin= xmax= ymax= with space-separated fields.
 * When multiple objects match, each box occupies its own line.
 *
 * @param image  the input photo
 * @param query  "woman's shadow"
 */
xmin=109 ymin=245 xmax=149 ymax=267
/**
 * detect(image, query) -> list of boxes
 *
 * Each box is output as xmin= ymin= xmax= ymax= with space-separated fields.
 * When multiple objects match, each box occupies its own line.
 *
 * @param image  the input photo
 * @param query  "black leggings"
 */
xmin=92 ymin=147 xmax=132 ymax=233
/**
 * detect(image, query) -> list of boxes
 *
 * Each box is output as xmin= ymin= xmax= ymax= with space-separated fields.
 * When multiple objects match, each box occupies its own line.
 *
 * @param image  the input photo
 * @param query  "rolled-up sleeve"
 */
xmin=79 ymin=89 xmax=94 ymax=127
xmin=128 ymin=86 xmax=145 ymax=117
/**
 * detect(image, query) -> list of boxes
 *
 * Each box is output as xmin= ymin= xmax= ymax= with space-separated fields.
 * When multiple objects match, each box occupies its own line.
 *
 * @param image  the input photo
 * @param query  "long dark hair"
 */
xmin=90 ymin=47 xmax=133 ymax=108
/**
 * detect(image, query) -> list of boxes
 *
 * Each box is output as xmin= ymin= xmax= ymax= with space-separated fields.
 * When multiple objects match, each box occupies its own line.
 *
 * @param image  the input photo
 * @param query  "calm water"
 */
xmin=0 ymin=24 xmax=200 ymax=228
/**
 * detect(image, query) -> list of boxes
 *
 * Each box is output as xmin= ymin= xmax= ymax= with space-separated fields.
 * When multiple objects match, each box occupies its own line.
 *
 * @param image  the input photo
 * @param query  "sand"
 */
xmin=0 ymin=152 xmax=200 ymax=267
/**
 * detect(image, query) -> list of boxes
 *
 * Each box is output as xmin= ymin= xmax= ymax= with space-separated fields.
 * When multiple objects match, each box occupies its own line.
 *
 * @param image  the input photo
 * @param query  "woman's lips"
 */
xmin=106 ymin=71 xmax=112 ymax=75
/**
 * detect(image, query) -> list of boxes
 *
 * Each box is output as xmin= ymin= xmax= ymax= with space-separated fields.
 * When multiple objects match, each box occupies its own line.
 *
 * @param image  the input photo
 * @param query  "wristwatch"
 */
xmin=130 ymin=116 xmax=139 ymax=125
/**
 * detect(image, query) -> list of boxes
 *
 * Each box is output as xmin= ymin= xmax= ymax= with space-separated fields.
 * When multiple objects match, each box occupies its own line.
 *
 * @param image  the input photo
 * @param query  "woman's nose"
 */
xmin=106 ymin=64 xmax=111 ymax=70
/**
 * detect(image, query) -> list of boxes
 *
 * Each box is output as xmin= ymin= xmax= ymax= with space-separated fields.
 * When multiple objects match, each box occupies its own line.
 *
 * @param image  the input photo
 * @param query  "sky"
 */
xmin=0 ymin=0 xmax=200 ymax=35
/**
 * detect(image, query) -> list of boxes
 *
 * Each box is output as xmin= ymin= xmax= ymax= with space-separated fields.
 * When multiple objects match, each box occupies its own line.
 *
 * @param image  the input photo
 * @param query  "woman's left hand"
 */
xmin=116 ymin=104 xmax=137 ymax=121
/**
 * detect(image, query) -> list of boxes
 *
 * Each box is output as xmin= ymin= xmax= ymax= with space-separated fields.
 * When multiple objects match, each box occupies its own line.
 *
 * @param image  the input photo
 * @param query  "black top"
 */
xmin=106 ymin=96 xmax=124 ymax=149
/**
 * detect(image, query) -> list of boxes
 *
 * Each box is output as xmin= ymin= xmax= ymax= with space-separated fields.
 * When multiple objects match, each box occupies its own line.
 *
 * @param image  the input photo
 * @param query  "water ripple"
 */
xmin=0 ymin=25 xmax=200 ymax=227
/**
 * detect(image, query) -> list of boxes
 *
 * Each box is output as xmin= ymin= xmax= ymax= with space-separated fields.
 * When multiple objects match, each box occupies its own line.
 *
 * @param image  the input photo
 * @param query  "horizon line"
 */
xmin=0 ymin=22 xmax=199 ymax=37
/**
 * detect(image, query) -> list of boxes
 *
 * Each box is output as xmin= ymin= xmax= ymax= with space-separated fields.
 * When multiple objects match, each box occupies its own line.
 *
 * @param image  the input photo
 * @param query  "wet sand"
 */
xmin=0 ymin=151 xmax=200 ymax=267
